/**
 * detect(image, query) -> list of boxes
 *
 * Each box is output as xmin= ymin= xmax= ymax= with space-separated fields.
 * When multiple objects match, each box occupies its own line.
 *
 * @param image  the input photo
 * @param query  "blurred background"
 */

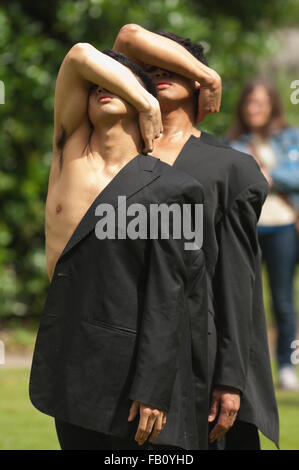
xmin=0 ymin=0 xmax=298 ymax=450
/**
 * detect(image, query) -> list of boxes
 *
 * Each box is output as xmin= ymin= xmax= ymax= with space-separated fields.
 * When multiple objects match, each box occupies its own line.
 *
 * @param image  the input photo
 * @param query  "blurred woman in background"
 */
xmin=228 ymin=78 xmax=299 ymax=391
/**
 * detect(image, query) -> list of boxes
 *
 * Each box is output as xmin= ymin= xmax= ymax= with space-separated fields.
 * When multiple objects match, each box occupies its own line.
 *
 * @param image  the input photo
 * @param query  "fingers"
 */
xmin=139 ymin=115 xmax=155 ymax=154
xmin=143 ymin=137 xmax=154 ymax=154
xmin=142 ymin=130 xmax=161 ymax=154
xmin=138 ymin=100 xmax=162 ymax=154
xmin=128 ymin=400 xmax=139 ymax=422
xmin=208 ymin=393 xmax=219 ymax=423
xmin=134 ymin=406 xmax=166 ymax=446
xmin=209 ymin=423 xmax=226 ymax=444
xmin=209 ymin=407 xmax=238 ymax=444
xmin=135 ymin=407 xmax=159 ymax=446
xmin=134 ymin=408 xmax=148 ymax=445
xmin=149 ymin=96 xmax=163 ymax=137
xmin=148 ymin=412 xmax=166 ymax=443
xmin=208 ymin=389 xmax=240 ymax=444
xmin=196 ymin=85 xmax=221 ymax=124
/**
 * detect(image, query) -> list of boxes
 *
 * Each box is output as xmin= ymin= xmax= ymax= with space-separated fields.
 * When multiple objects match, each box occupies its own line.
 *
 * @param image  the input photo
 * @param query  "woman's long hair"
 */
xmin=228 ymin=78 xmax=288 ymax=140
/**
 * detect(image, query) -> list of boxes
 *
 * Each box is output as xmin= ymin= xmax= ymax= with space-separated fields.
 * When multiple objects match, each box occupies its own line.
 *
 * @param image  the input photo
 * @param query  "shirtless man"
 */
xmin=30 ymin=45 xmax=208 ymax=450
xmin=45 ymin=44 xmax=162 ymax=281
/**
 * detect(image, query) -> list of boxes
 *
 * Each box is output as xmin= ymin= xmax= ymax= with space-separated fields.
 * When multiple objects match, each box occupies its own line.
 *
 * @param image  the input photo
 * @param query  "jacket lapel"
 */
xmin=58 ymin=153 xmax=161 ymax=262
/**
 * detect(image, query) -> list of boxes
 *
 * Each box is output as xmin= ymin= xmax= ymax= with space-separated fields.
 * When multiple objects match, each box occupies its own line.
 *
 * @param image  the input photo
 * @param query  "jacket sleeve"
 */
xmin=212 ymin=180 xmax=268 ymax=393
xmin=128 ymin=180 xmax=205 ymax=412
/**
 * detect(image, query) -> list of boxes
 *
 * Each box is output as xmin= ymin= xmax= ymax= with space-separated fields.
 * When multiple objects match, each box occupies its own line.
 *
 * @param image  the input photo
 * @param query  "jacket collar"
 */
xmin=57 ymin=153 xmax=161 ymax=262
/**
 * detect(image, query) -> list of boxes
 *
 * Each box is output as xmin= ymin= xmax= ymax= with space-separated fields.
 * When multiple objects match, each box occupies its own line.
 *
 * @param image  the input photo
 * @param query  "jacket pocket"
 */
xmin=78 ymin=321 xmax=138 ymax=411
xmin=86 ymin=319 xmax=137 ymax=337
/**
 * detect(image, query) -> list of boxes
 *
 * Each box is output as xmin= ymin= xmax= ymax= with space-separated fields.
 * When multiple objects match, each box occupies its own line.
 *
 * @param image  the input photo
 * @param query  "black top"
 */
xmin=174 ymin=131 xmax=279 ymax=447
xmin=29 ymin=154 xmax=209 ymax=450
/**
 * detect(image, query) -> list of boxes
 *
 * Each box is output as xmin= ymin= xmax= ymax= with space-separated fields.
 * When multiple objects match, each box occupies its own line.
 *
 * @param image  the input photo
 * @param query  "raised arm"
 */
xmin=54 ymin=42 xmax=162 ymax=150
xmin=113 ymin=24 xmax=221 ymax=122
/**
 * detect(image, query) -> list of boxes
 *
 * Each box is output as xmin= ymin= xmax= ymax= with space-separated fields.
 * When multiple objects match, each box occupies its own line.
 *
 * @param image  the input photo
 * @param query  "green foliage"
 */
xmin=0 ymin=0 xmax=298 ymax=318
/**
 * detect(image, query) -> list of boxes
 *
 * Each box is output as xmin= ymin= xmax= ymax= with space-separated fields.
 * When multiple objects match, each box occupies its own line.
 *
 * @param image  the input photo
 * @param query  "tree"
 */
xmin=0 ymin=0 xmax=297 ymax=318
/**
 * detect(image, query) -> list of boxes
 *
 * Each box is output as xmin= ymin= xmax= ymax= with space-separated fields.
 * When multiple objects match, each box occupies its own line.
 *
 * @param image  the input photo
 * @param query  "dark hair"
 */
xmin=155 ymin=31 xmax=208 ymax=67
xmin=102 ymin=49 xmax=157 ymax=98
xmin=228 ymin=78 xmax=288 ymax=140
xmin=154 ymin=31 xmax=208 ymax=117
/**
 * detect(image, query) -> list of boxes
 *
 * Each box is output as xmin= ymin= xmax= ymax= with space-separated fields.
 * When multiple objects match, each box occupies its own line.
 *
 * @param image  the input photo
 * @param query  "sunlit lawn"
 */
xmin=0 ymin=366 xmax=298 ymax=450
xmin=0 ymin=368 xmax=59 ymax=450
xmin=254 ymin=265 xmax=299 ymax=450
xmin=259 ymin=374 xmax=299 ymax=450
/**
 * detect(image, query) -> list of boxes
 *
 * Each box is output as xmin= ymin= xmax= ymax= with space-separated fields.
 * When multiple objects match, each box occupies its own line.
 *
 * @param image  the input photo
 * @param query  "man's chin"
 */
xmin=91 ymin=110 xmax=135 ymax=126
xmin=157 ymin=94 xmax=181 ymax=109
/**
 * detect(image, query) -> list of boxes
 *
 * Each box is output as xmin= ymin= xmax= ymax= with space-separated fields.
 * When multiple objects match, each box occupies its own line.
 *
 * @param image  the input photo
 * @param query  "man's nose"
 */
xmin=96 ymin=87 xmax=108 ymax=94
xmin=154 ymin=68 xmax=171 ymax=79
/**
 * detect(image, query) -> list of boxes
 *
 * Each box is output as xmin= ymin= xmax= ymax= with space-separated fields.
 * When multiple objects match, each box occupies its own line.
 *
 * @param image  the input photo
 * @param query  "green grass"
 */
xmin=260 ymin=265 xmax=299 ymax=450
xmin=0 ymin=368 xmax=59 ymax=450
xmin=260 ymin=390 xmax=299 ymax=450
xmin=0 ymin=367 xmax=299 ymax=450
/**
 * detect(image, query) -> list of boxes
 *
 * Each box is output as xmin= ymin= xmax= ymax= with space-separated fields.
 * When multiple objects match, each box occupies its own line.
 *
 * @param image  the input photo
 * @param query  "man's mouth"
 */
xmin=156 ymin=81 xmax=172 ymax=89
xmin=97 ymin=95 xmax=113 ymax=102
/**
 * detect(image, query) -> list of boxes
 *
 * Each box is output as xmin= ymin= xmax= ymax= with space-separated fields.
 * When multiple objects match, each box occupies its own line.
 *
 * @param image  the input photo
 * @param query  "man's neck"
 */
xmin=146 ymin=105 xmax=200 ymax=166
xmin=90 ymin=119 xmax=143 ymax=166
xmin=159 ymin=102 xmax=200 ymax=145
xmin=145 ymin=99 xmax=201 ymax=166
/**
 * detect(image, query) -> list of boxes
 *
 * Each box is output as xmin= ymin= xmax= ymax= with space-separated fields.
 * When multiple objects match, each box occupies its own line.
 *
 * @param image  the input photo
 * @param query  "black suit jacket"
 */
xmin=29 ymin=153 xmax=209 ymax=450
xmin=173 ymin=132 xmax=279 ymax=447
